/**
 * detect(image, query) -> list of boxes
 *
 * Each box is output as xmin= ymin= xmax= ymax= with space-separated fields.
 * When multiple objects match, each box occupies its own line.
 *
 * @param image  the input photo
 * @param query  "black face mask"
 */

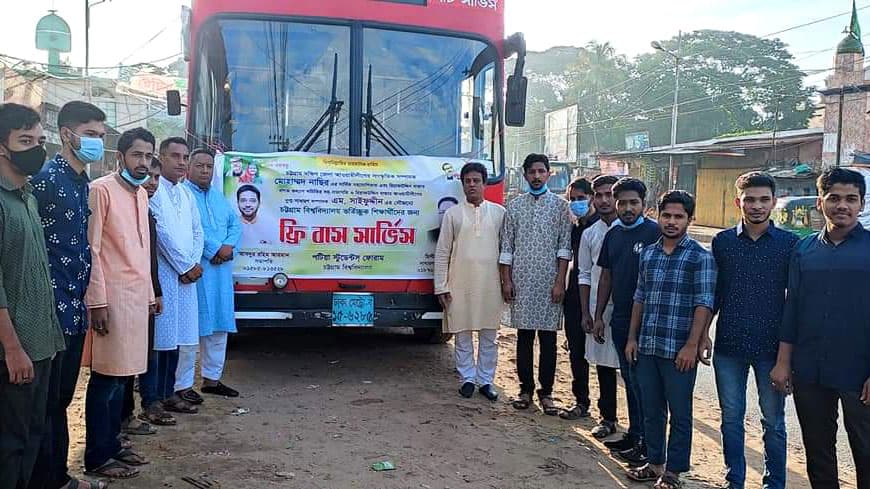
xmin=4 ymin=144 xmax=47 ymax=176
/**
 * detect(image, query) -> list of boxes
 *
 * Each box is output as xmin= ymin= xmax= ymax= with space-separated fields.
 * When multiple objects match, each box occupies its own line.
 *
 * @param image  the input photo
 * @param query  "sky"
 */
xmin=0 ymin=0 xmax=860 ymax=89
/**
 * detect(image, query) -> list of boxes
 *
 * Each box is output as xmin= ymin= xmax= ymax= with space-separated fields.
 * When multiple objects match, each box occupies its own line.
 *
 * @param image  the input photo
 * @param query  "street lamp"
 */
xmin=652 ymin=31 xmax=682 ymax=189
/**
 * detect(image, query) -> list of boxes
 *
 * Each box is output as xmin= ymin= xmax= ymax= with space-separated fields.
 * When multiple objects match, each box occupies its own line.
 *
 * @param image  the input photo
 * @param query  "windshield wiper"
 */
xmin=291 ymin=53 xmax=344 ymax=153
xmin=362 ymin=65 xmax=409 ymax=157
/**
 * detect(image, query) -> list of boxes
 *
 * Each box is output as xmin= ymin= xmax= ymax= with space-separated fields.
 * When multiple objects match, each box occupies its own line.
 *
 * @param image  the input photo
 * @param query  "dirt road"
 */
xmin=63 ymin=328 xmax=857 ymax=488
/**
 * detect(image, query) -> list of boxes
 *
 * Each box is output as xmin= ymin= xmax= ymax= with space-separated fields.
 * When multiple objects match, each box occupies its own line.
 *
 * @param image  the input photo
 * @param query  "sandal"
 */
xmin=122 ymin=418 xmax=157 ymax=436
xmin=540 ymin=396 xmax=559 ymax=416
xmin=654 ymin=472 xmax=683 ymax=489
xmin=85 ymin=459 xmax=139 ymax=479
xmin=559 ymin=405 xmax=590 ymax=420
xmin=163 ymin=395 xmax=199 ymax=414
xmin=118 ymin=436 xmax=133 ymax=450
xmin=512 ymin=392 xmax=532 ymax=410
xmin=60 ymin=478 xmax=109 ymax=489
xmin=140 ymin=402 xmax=176 ymax=426
xmin=115 ymin=448 xmax=149 ymax=466
xmin=627 ymin=464 xmax=661 ymax=482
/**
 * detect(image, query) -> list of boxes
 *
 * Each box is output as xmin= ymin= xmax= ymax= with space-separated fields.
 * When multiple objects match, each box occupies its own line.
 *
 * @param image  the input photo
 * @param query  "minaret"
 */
xmin=822 ymin=0 xmax=867 ymax=167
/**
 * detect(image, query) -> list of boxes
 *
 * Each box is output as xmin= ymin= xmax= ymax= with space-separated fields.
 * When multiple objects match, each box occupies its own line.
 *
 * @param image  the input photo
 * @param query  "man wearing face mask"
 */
xmin=29 ymin=100 xmax=108 ymax=489
xmin=82 ymin=127 xmax=157 ymax=479
xmin=559 ymin=177 xmax=598 ymax=420
xmin=0 ymin=103 xmax=66 ymax=489
xmin=593 ymin=177 xmax=661 ymax=467
xmin=499 ymin=153 xmax=572 ymax=416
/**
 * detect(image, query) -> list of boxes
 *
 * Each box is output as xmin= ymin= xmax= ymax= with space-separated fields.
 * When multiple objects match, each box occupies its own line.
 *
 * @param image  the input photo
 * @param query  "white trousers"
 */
xmin=453 ymin=329 xmax=499 ymax=386
xmin=200 ymin=332 xmax=229 ymax=381
xmin=174 ymin=344 xmax=198 ymax=392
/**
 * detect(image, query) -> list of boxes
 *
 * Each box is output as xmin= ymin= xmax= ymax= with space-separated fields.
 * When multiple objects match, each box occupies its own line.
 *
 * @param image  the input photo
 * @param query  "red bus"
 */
xmin=170 ymin=0 xmax=527 ymax=340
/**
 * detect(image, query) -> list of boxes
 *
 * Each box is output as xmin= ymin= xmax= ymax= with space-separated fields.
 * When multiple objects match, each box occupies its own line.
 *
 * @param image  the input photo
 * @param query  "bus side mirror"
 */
xmin=503 ymin=32 xmax=527 ymax=127
xmin=505 ymin=75 xmax=527 ymax=127
xmin=167 ymin=90 xmax=182 ymax=116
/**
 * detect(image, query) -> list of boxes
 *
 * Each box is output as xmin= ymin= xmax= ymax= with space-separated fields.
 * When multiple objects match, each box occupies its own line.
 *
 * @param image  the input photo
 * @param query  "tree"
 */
xmin=504 ymin=30 xmax=815 ymax=158
xmin=626 ymin=30 xmax=815 ymax=145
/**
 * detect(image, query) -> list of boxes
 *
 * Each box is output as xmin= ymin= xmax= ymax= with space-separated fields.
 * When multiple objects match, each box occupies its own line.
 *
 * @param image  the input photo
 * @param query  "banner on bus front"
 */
xmin=216 ymin=151 xmax=476 ymax=280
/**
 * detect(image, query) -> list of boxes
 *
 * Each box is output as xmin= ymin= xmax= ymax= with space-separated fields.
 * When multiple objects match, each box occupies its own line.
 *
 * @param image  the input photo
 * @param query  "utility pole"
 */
xmin=652 ymin=31 xmax=681 ymax=189
xmin=84 ymin=0 xmax=109 ymax=99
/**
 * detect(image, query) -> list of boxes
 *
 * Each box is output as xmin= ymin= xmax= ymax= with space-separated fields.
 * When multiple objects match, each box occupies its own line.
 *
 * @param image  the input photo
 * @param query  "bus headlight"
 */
xmin=272 ymin=273 xmax=289 ymax=289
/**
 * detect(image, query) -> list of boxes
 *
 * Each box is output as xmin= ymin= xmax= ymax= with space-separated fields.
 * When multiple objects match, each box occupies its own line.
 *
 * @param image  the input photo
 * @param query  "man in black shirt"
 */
xmin=594 ymin=177 xmax=661 ymax=465
xmin=561 ymin=177 xmax=598 ymax=419
xmin=771 ymin=168 xmax=870 ymax=489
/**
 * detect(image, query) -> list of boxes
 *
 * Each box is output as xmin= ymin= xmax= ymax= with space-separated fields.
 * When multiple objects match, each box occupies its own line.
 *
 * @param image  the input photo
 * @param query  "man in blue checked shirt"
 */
xmin=624 ymin=190 xmax=716 ymax=489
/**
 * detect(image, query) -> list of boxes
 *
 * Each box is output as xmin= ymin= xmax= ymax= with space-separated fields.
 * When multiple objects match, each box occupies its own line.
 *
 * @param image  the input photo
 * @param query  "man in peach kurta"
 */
xmin=82 ymin=128 xmax=156 ymax=478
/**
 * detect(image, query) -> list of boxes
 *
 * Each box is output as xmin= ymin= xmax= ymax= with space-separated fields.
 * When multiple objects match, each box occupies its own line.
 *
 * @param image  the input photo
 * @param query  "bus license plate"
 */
xmin=332 ymin=293 xmax=375 ymax=327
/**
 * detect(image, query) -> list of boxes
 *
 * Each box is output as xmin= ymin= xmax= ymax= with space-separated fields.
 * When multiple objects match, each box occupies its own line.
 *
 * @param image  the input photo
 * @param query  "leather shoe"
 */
xmin=179 ymin=388 xmax=204 ymax=405
xmin=459 ymin=382 xmax=475 ymax=398
xmin=201 ymin=381 xmax=239 ymax=398
xmin=479 ymin=384 xmax=499 ymax=401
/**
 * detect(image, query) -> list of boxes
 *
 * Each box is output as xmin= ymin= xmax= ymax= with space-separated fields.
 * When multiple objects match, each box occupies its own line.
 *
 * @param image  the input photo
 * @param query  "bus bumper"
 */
xmin=234 ymin=292 xmax=443 ymax=328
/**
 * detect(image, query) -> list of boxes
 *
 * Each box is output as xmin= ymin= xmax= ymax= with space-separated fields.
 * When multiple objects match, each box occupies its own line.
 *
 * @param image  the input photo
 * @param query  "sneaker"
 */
xmin=604 ymin=434 xmax=634 ymax=452
xmin=591 ymin=420 xmax=617 ymax=439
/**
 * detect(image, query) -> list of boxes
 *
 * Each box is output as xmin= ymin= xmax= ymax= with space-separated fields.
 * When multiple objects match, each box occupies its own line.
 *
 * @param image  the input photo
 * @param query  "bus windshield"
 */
xmin=191 ymin=19 xmax=500 ymax=168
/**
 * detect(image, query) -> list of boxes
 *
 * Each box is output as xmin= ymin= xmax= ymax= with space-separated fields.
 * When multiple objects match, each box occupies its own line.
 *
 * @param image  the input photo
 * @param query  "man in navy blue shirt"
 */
xmin=594 ymin=177 xmax=660 ymax=465
xmin=30 ymin=101 xmax=107 ymax=489
xmin=771 ymin=167 xmax=870 ymax=489
xmin=712 ymin=172 xmax=797 ymax=489
xmin=625 ymin=190 xmax=716 ymax=489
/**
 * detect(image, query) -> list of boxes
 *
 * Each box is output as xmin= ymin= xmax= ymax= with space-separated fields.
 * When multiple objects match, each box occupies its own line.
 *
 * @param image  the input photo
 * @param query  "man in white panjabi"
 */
xmin=434 ymin=162 xmax=505 ymax=401
xmin=150 ymin=137 xmax=205 ymax=414
xmin=578 ymin=175 xmax=622 ymax=439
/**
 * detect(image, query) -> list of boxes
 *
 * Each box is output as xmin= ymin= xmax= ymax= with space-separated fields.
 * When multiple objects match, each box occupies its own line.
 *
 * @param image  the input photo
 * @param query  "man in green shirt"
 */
xmin=0 ymin=102 xmax=66 ymax=488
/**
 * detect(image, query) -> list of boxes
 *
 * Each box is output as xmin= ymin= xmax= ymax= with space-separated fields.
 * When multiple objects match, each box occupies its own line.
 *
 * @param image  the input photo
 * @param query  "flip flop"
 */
xmin=84 ymin=459 xmax=139 ymax=480
xmin=122 ymin=419 xmax=157 ymax=436
xmin=115 ymin=448 xmax=149 ymax=466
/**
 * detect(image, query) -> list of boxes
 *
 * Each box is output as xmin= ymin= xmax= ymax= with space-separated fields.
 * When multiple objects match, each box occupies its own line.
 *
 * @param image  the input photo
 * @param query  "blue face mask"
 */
xmin=71 ymin=132 xmax=105 ymax=163
xmin=120 ymin=168 xmax=150 ymax=187
xmin=570 ymin=200 xmax=589 ymax=217
xmin=619 ymin=215 xmax=645 ymax=229
xmin=529 ymin=184 xmax=548 ymax=196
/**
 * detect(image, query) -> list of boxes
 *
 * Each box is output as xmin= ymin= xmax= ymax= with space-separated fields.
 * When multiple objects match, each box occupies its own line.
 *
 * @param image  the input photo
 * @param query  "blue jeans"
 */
xmin=84 ymin=373 xmax=126 ymax=470
xmin=635 ymin=354 xmax=697 ymax=473
xmin=155 ymin=349 xmax=179 ymax=401
xmin=612 ymin=325 xmax=644 ymax=442
xmin=714 ymin=354 xmax=786 ymax=489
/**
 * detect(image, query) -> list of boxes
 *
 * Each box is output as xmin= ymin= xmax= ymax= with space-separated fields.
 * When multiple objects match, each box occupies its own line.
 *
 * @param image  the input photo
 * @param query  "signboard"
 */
xmin=625 ymin=131 xmax=651 ymax=151
xmin=217 ymin=152 xmax=474 ymax=279
xmin=544 ymin=105 xmax=578 ymax=162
